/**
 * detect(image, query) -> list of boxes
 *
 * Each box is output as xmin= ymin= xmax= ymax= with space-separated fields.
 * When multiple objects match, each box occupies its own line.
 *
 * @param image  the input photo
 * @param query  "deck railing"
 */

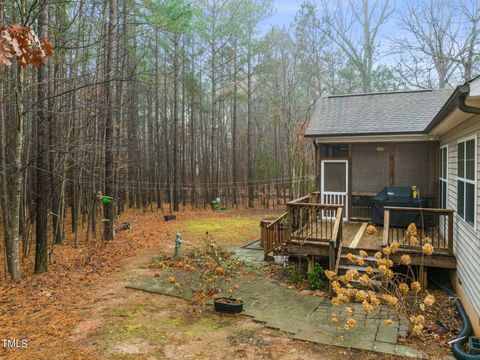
xmin=286 ymin=195 xmax=343 ymax=243
xmin=285 ymin=195 xmax=344 ymax=292
xmin=329 ymin=207 xmax=344 ymax=273
xmin=261 ymin=192 xmax=344 ymax=258
xmin=383 ymin=206 xmax=454 ymax=255
xmin=349 ymin=194 xmax=439 ymax=221
xmin=349 ymin=193 xmax=374 ymax=220
xmin=262 ymin=212 xmax=287 ymax=259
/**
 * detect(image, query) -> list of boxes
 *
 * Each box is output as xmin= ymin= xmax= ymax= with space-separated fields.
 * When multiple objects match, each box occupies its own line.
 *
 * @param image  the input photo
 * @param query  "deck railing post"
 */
xmin=448 ymin=211 xmax=454 ymax=255
xmin=261 ymin=222 xmax=267 ymax=258
xmin=286 ymin=205 xmax=292 ymax=244
xmin=274 ymin=223 xmax=277 ymax=252
xmin=328 ymin=239 xmax=335 ymax=297
xmin=382 ymin=209 xmax=390 ymax=246
xmin=337 ymin=207 xmax=343 ymax=249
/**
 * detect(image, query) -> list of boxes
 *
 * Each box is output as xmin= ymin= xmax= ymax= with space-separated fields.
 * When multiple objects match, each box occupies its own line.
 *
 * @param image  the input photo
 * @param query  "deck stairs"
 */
xmin=335 ymin=252 xmax=384 ymax=289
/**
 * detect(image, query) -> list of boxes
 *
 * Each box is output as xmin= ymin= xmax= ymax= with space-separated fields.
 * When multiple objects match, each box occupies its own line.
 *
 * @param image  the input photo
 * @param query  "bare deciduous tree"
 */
xmin=319 ymin=0 xmax=393 ymax=93
xmin=394 ymin=0 xmax=480 ymax=88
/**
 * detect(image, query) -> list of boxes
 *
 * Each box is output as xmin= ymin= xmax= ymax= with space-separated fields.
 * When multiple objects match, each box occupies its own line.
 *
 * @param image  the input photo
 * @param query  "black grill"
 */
xmin=372 ymin=187 xmax=427 ymax=227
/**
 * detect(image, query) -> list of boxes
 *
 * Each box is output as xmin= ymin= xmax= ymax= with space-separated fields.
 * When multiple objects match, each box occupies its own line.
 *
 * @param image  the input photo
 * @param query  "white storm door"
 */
xmin=321 ymin=160 xmax=348 ymax=218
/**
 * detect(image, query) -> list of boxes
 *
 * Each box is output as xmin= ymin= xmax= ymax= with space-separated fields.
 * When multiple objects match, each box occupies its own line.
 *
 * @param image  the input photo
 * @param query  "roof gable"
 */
xmin=305 ymin=90 xmax=453 ymax=137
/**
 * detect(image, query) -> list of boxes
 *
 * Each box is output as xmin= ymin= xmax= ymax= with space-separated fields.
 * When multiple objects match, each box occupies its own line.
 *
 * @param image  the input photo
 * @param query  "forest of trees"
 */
xmin=1 ymin=0 xmax=480 ymax=280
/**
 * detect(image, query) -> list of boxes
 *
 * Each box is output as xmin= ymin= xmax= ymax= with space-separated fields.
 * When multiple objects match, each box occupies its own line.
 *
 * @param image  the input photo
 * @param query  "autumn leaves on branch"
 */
xmin=0 ymin=24 xmax=53 ymax=68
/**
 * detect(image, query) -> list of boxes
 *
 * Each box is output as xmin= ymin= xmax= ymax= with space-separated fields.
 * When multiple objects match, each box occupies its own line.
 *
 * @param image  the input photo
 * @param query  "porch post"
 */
xmin=315 ymin=140 xmax=321 ymax=193
xmin=389 ymin=143 xmax=395 ymax=186
xmin=348 ymin=143 xmax=352 ymax=219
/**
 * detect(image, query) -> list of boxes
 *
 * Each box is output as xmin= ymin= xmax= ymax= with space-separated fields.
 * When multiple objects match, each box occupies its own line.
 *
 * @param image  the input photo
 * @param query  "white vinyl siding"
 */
xmin=440 ymin=114 xmax=480 ymax=318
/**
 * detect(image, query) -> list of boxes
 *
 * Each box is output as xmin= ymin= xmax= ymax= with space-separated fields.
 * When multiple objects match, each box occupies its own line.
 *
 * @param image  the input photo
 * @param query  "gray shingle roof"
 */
xmin=305 ymin=89 xmax=453 ymax=137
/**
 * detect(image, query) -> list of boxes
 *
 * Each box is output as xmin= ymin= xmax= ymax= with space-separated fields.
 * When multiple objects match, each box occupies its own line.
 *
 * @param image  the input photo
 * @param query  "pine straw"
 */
xmin=0 ymin=209 xmax=180 ymax=359
xmin=402 ymin=289 xmax=461 ymax=355
xmin=0 ymin=208 xmax=278 ymax=359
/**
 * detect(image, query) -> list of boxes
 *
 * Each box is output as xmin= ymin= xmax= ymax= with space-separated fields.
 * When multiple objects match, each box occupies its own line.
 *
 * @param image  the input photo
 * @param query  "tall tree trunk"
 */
xmin=0 ymin=0 xmax=12 ymax=280
xmin=163 ymin=56 xmax=172 ymax=211
xmin=154 ymin=31 xmax=163 ymax=210
xmin=8 ymin=65 xmax=24 ymax=281
xmin=190 ymin=42 xmax=196 ymax=208
xmin=232 ymin=40 xmax=238 ymax=206
xmin=181 ymin=38 xmax=187 ymax=208
xmin=35 ymin=0 xmax=50 ymax=273
xmin=247 ymin=30 xmax=254 ymax=208
xmin=172 ymin=33 xmax=180 ymax=211
xmin=210 ymin=31 xmax=217 ymax=202
xmin=50 ymin=0 xmax=66 ymax=245
xmin=103 ymin=0 xmax=117 ymax=240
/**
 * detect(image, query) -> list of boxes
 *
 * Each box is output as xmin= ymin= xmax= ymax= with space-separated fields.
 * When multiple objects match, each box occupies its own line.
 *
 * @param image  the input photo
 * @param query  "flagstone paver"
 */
xmin=372 ymin=341 xmax=397 ymax=355
xmin=127 ymin=267 xmax=427 ymax=358
xmin=376 ymin=320 xmax=399 ymax=343
xmin=231 ymin=241 xmax=265 ymax=262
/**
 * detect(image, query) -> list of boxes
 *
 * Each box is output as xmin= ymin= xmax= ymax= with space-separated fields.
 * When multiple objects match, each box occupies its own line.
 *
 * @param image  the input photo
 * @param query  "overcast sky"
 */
xmin=262 ymin=0 xmax=299 ymax=31
xmin=262 ymin=0 xmax=407 ymax=61
xmin=264 ymin=0 xmax=405 ymax=37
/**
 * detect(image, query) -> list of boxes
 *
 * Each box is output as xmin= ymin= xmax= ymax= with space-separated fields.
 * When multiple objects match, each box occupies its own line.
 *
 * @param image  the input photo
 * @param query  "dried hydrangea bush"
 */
xmin=325 ymin=223 xmax=436 ymax=337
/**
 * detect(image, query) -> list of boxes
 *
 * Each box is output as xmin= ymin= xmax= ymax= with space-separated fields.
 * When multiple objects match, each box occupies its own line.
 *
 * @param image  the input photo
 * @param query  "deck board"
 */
xmin=357 ymin=225 xmax=383 ymax=250
xmin=348 ymin=222 xmax=367 ymax=249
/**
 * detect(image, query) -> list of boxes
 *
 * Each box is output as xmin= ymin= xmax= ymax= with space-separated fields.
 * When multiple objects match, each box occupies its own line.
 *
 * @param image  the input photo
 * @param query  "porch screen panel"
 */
xmin=323 ymin=162 xmax=346 ymax=192
xmin=394 ymin=143 xmax=436 ymax=197
xmin=351 ymin=144 xmax=390 ymax=194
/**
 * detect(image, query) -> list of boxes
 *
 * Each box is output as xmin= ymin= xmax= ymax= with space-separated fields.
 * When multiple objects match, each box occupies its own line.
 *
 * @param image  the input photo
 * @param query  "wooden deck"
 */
xmin=287 ymin=220 xmax=455 ymax=268
xmin=292 ymin=220 xmax=447 ymax=250
xmin=260 ymin=194 xmax=457 ymax=269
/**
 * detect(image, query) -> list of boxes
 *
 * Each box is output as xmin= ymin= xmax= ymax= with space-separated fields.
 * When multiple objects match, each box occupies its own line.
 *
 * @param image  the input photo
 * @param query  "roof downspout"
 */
xmin=458 ymin=84 xmax=480 ymax=115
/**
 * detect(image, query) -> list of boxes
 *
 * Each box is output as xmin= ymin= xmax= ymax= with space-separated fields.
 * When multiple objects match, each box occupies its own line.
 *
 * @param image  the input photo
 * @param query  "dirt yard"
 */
xmin=0 ymin=209 xmax=417 ymax=359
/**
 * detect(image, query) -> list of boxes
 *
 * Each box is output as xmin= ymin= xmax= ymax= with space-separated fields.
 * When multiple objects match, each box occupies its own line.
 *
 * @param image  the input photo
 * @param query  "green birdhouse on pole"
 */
xmin=101 ymin=196 xmax=112 ymax=204
xmin=97 ymin=192 xmax=113 ymax=204
xmin=211 ymin=197 xmax=220 ymax=211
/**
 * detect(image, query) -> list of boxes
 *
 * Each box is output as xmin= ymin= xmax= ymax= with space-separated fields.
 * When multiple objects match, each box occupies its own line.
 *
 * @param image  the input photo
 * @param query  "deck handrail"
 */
xmin=287 ymin=202 xmax=341 ymax=208
xmin=332 ymin=207 xmax=344 ymax=274
xmin=262 ymin=212 xmax=288 ymax=259
xmin=331 ymin=207 xmax=343 ymax=245
xmin=384 ymin=206 xmax=455 ymax=214
xmin=383 ymin=206 xmax=455 ymax=255
xmin=266 ymin=212 xmax=287 ymax=229
xmin=286 ymin=195 xmax=312 ymax=205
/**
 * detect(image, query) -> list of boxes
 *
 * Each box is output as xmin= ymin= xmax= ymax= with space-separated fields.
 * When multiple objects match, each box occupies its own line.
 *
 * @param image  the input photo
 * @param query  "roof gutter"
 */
xmin=426 ymin=82 xmax=480 ymax=133
xmin=458 ymin=84 xmax=480 ymax=115
xmin=304 ymin=130 xmax=425 ymax=138
xmin=424 ymin=87 xmax=461 ymax=133
xmin=307 ymin=133 xmax=437 ymax=144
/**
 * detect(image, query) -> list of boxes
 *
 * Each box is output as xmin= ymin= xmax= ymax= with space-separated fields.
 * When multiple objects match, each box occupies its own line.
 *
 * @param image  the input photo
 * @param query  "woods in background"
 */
xmin=1 ymin=0 xmax=479 ymax=280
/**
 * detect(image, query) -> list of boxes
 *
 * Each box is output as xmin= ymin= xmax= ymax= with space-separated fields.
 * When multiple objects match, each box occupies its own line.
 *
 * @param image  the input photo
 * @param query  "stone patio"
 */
xmin=127 ymin=266 xmax=427 ymax=358
xmin=230 ymin=239 xmax=265 ymax=262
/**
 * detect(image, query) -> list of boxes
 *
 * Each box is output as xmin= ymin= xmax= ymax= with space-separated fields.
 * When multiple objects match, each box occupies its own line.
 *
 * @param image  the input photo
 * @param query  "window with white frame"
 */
xmin=439 ymin=146 xmax=448 ymax=208
xmin=457 ymin=137 xmax=476 ymax=228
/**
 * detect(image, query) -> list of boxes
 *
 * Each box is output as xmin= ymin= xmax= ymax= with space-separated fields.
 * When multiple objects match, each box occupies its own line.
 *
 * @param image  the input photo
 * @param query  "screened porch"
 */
xmin=315 ymin=142 xmax=440 ymax=221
